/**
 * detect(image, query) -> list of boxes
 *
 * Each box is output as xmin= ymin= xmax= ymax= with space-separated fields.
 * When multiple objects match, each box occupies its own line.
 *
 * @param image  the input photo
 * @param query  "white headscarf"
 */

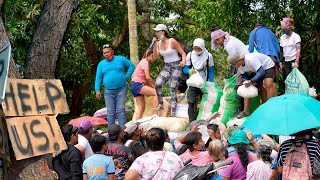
xmin=191 ymin=38 xmax=209 ymax=70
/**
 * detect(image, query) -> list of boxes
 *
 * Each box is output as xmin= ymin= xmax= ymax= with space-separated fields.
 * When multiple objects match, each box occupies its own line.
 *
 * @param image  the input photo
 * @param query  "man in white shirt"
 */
xmin=75 ymin=119 xmax=94 ymax=161
xmin=227 ymin=52 xmax=276 ymax=118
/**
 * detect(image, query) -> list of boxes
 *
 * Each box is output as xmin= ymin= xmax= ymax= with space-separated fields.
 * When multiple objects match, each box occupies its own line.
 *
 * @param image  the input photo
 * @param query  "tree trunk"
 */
xmin=127 ymin=0 xmax=139 ymax=64
xmin=68 ymin=35 xmax=100 ymax=116
xmin=142 ymin=0 xmax=151 ymax=41
xmin=25 ymin=0 xmax=80 ymax=79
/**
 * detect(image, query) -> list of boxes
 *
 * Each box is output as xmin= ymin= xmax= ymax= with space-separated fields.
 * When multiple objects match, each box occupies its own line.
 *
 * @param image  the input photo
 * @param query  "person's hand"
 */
xmin=244 ymin=80 xmax=252 ymax=88
xmin=191 ymin=124 xmax=200 ymax=132
xmin=246 ymin=130 xmax=255 ymax=142
xmin=96 ymin=92 xmax=101 ymax=100
xmin=207 ymin=112 xmax=221 ymax=121
xmin=294 ymin=61 xmax=299 ymax=68
xmin=279 ymin=63 xmax=283 ymax=72
xmin=152 ymin=37 xmax=158 ymax=43
xmin=192 ymin=69 xmax=197 ymax=74
xmin=179 ymin=60 xmax=186 ymax=67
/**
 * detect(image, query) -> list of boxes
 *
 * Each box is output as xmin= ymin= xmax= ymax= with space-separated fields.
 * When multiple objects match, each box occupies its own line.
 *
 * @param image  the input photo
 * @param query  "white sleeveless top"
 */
xmin=159 ymin=38 xmax=181 ymax=63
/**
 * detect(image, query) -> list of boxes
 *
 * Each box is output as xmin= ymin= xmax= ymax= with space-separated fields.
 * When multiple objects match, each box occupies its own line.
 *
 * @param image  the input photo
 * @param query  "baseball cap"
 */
xmin=124 ymin=122 xmax=140 ymax=134
xmin=79 ymin=119 xmax=93 ymax=131
xmin=227 ymin=52 xmax=246 ymax=65
xmin=153 ymin=24 xmax=169 ymax=33
xmin=108 ymin=124 xmax=123 ymax=140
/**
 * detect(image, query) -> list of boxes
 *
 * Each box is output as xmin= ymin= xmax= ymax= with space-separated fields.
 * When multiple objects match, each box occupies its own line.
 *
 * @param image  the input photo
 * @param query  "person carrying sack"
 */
xmin=183 ymin=38 xmax=214 ymax=122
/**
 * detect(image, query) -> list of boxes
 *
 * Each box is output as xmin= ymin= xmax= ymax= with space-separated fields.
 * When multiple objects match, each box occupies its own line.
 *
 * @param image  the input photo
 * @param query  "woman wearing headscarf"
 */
xmin=183 ymin=38 xmax=214 ymax=122
xmin=211 ymin=29 xmax=248 ymax=118
xmin=279 ymin=17 xmax=301 ymax=81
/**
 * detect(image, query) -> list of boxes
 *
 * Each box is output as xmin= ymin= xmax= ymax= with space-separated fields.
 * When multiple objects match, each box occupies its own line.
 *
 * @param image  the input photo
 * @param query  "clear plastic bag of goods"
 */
xmin=186 ymin=72 xmax=205 ymax=88
xmin=285 ymin=68 xmax=309 ymax=94
xmin=237 ymin=84 xmax=258 ymax=98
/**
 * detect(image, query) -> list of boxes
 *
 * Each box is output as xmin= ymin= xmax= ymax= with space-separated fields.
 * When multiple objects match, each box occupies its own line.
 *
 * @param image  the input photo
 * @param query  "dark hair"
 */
xmin=143 ymin=48 xmax=153 ymax=59
xmin=291 ymin=129 xmax=313 ymax=137
xmin=79 ymin=127 xmax=90 ymax=135
xmin=211 ymin=24 xmax=218 ymax=32
xmin=260 ymin=149 xmax=272 ymax=164
xmin=255 ymin=21 xmax=264 ymax=27
xmin=61 ymin=124 xmax=78 ymax=142
xmin=103 ymin=43 xmax=113 ymax=49
xmin=146 ymin=128 xmax=165 ymax=151
xmin=90 ymin=134 xmax=107 ymax=152
xmin=207 ymin=124 xmax=219 ymax=133
xmin=234 ymin=143 xmax=249 ymax=167
xmin=124 ymin=132 xmax=134 ymax=142
xmin=164 ymin=31 xmax=170 ymax=38
xmin=185 ymin=132 xmax=202 ymax=152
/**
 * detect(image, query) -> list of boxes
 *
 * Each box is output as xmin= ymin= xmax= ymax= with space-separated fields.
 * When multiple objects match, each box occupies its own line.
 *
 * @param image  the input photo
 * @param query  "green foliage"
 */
xmin=3 ymin=0 xmax=320 ymax=124
xmin=3 ymin=0 xmax=44 ymax=65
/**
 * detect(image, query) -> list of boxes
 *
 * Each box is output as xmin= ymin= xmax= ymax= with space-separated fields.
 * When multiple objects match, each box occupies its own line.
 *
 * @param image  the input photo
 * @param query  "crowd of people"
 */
xmin=53 ymin=119 xmax=320 ymax=180
xmin=51 ymin=17 xmax=320 ymax=180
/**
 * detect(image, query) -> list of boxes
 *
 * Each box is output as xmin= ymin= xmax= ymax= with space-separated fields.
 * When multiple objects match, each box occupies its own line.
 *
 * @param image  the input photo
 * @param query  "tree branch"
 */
xmin=112 ymin=15 xmax=129 ymax=50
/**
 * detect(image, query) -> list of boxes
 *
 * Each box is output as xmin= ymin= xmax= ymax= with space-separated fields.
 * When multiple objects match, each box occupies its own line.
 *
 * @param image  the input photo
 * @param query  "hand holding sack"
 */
xmin=186 ymin=72 xmax=204 ymax=88
xmin=237 ymin=84 xmax=258 ymax=98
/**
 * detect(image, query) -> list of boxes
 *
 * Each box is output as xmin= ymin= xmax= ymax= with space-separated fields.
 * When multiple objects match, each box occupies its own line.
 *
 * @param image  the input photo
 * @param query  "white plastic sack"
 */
xmin=148 ymin=117 xmax=190 ymax=132
xmin=175 ymin=103 xmax=189 ymax=118
xmin=186 ymin=72 xmax=204 ymax=88
xmin=198 ymin=125 xmax=209 ymax=143
xmin=309 ymin=87 xmax=317 ymax=98
xmin=237 ymin=84 xmax=258 ymax=98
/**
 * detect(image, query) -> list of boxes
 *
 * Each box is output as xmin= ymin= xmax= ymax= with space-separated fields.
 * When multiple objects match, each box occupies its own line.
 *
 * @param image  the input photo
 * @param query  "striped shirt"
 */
xmin=277 ymin=139 xmax=320 ymax=169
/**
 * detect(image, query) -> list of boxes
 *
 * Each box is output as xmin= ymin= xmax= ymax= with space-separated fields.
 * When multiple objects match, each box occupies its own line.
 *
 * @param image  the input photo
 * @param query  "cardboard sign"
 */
xmin=6 ymin=115 xmax=67 ymax=160
xmin=2 ymin=78 xmax=69 ymax=116
xmin=0 ymin=45 xmax=11 ymax=103
xmin=0 ymin=108 xmax=10 ymax=160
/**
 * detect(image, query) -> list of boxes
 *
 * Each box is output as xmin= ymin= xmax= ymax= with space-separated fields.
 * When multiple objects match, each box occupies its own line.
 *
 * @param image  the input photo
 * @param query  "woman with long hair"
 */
xmin=220 ymin=129 xmax=258 ymax=180
xmin=151 ymin=24 xmax=186 ymax=117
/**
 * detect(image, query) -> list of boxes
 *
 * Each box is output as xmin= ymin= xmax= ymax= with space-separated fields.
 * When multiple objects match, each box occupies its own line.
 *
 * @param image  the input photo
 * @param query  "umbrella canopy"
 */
xmin=242 ymin=94 xmax=320 ymax=136
xmin=68 ymin=116 xmax=108 ymax=127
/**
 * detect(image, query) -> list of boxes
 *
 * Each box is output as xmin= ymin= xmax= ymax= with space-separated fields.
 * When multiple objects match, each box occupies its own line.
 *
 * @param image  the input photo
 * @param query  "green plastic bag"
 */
xmin=285 ymin=68 xmax=309 ymax=94
xmin=219 ymin=75 xmax=239 ymax=125
xmin=197 ymin=82 xmax=223 ymax=120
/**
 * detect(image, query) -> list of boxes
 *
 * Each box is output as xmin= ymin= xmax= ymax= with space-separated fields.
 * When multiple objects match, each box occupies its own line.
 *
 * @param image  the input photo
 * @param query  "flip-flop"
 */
xmin=236 ymin=111 xmax=249 ymax=119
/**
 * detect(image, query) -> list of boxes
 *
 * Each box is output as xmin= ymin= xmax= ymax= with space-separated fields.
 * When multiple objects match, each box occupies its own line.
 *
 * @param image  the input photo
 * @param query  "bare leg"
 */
xmin=243 ymin=98 xmax=251 ymax=115
xmin=135 ymin=96 xmax=145 ymax=120
xmin=263 ymin=78 xmax=274 ymax=102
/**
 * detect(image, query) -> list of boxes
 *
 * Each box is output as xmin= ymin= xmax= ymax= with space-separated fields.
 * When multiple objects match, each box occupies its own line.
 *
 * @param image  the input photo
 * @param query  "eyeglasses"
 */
xmin=103 ymin=44 xmax=112 ymax=48
xmin=71 ymin=125 xmax=78 ymax=134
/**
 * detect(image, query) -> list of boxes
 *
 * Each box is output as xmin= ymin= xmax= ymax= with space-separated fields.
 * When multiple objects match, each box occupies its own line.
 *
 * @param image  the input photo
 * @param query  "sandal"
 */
xmin=153 ymin=105 xmax=164 ymax=116
xmin=236 ymin=111 xmax=249 ymax=119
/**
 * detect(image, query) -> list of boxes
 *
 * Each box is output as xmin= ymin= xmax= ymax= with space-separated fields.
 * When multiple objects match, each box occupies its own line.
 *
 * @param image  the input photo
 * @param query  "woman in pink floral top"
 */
xmin=125 ymin=128 xmax=184 ymax=180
